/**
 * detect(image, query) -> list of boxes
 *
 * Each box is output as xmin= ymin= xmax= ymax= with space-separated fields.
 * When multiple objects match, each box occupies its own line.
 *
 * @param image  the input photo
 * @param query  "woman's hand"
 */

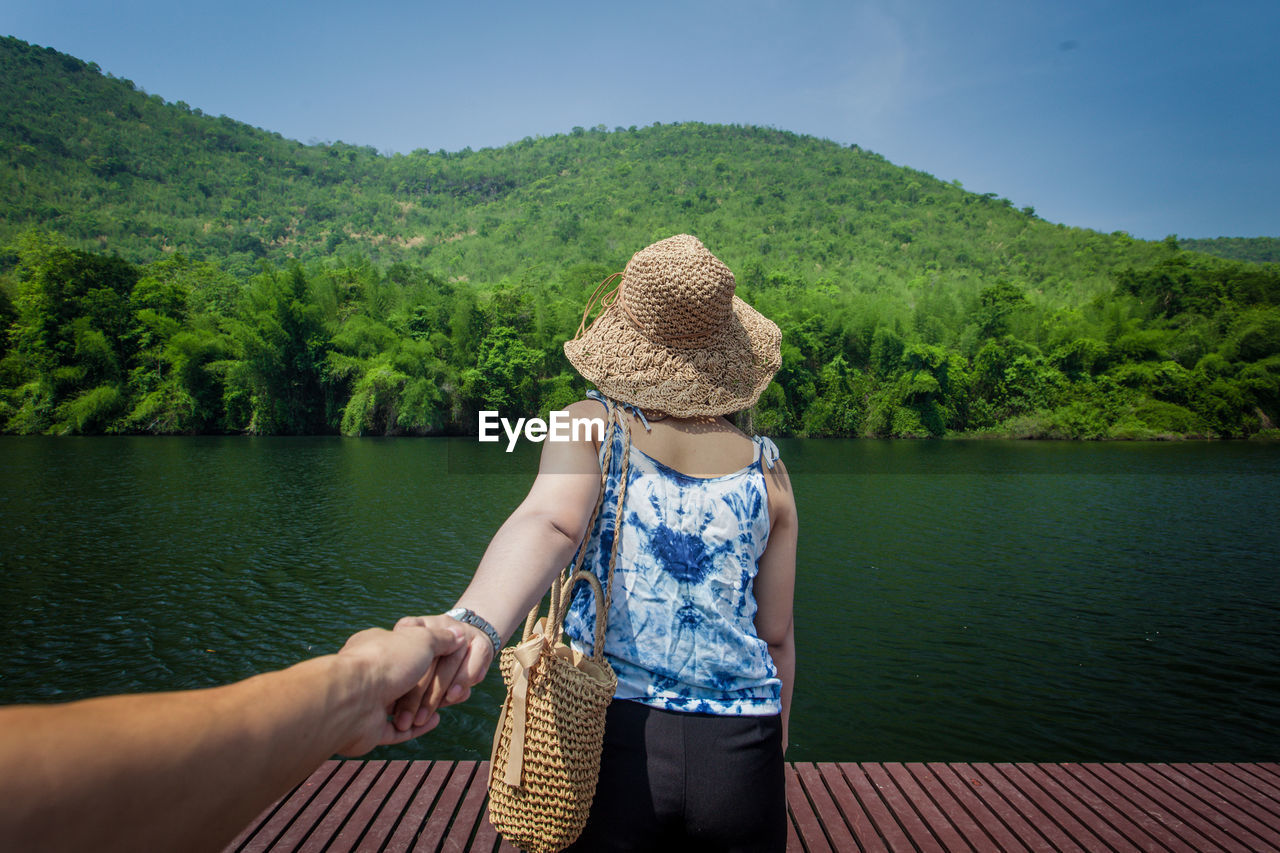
xmin=389 ymin=616 xmax=496 ymax=731
xmin=386 ymin=403 xmax=606 ymax=732
xmin=333 ymin=620 xmax=467 ymax=755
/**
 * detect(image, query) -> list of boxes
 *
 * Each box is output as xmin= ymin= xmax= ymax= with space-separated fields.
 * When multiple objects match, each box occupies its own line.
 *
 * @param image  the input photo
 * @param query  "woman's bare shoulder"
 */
xmin=563 ymin=398 xmax=607 ymax=418
xmin=763 ymin=456 xmax=796 ymax=522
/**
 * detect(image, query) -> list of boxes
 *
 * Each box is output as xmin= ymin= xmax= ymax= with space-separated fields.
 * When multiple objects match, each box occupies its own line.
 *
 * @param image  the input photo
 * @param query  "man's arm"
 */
xmin=0 ymin=621 xmax=463 ymax=853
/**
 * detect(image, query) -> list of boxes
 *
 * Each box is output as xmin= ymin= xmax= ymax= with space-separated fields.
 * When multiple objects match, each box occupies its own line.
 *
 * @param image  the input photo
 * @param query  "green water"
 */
xmin=1 ymin=437 xmax=1277 ymax=763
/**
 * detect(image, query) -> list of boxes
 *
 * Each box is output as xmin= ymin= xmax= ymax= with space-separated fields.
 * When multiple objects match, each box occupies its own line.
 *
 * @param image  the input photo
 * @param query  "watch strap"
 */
xmin=445 ymin=607 xmax=502 ymax=657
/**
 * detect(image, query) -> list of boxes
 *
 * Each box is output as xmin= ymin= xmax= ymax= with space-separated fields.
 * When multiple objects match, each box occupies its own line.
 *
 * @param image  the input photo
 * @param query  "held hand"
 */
xmin=390 ymin=616 xmax=496 ymax=731
xmin=333 ymin=620 xmax=466 ymax=756
xmin=434 ymin=628 xmax=497 ymax=707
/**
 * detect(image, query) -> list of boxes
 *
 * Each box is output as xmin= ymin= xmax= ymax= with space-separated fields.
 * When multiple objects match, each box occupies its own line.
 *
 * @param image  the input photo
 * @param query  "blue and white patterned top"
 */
xmin=564 ymin=393 xmax=783 ymax=716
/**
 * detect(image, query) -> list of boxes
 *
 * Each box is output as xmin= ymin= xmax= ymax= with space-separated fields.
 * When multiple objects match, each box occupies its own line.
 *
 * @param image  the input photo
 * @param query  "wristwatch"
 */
xmin=445 ymin=607 xmax=502 ymax=657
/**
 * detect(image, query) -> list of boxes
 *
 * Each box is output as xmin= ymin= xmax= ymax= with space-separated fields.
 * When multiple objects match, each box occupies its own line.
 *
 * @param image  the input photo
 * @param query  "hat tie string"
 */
xmin=575 ymin=272 xmax=623 ymax=339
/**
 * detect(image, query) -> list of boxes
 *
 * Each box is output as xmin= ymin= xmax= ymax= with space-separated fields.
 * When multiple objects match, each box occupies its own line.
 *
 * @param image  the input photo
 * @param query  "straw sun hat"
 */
xmin=563 ymin=234 xmax=781 ymax=418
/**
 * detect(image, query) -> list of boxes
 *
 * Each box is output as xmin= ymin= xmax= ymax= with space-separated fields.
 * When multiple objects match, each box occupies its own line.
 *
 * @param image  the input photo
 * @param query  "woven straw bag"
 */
xmin=487 ymin=401 xmax=632 ymax=853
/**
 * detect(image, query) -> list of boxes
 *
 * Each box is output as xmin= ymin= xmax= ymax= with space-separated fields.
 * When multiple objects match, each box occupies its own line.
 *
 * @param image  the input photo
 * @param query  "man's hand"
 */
xmin=389 ymin=616 xmax=496 ymax=732
xmin=0 ymin=618 xmax=469 ymax=853
xmin=334 ymin=619 xmax=466 ymax=755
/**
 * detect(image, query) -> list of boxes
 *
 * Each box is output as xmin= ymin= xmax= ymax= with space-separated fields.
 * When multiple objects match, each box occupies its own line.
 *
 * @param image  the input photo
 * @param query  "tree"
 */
xmin=2 ymin=232 xmax=137 ymax=432
xmin=226 ymin=264 xmax=329 ymax=433
xmin=462 ymin=325 xmax=544 ymax=415
xmin=976 ymin=281 xmax=1029 ymax=338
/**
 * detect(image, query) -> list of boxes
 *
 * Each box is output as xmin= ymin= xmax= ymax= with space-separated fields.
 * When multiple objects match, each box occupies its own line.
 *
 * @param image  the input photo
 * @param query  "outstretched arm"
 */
xmin=394 ymin=401 xmax=605 ymax=728
xmin=0 ymin=620 xmax=464 ymax=853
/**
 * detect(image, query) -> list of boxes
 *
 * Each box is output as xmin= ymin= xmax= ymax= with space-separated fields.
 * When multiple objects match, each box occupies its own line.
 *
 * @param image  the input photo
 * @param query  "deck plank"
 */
xmin=469 ymin=812 xmax=502 ymax=853
xmin=818 ymin=762 xmax=889 ymax=853
xmin=1106 ymin=761 xmax=1254 ymax=852
xmin=265 ymin=761 xmax=363 ymax=851
xmin=1244 ymin=763 xmax=1280 ymax=791
xmin=785 ymin=812 xmax=801 ymax=852
xmin=1015 ymin=762 xmax=1143 ymax=853
xmin=961 ymin=763 xmax=1055 ymax=852
xmin=383 ymin=760 xmax=452 ymax=851
xmin=1145 ymin=763 xmax=1278 ymax=851
xmin=974 ymin=763 xmax=1083 ymax=853
xmin=901 ymin=762 xmax=992 ymax=852
xmin=861 ymin=761 xmax=945 ymax=852
xmin=364 ymin=760 xmax=435 ymax=850
xmin=1039 ymin=762 xmax=1170 ymax=853
xmin=925 ymin=762 xmax=1032 ymax=852
xmin=989 ymin=763 xmax=1110 ymax=852
xmin=785 ymin=762 xmax=833 ymax=852
xmin=222 ymin=761 xmax=1280 ymax=852
xmin=414 ymin=761 xmax=480 ymax=852
xmin=839 ymin=762 xmax=921 ymax=852
xmin=443 ymin=762 xmax=494 ymax=853
xmin=239 ymin=760 xmax=346 ymax=852
xmin=1217 ymin=763 xmax=1280 ymax=814
xmin=794 ymin=762 xmax=858 ymax=851
xmin=882 ymin=763 xmax=972 ymax=852
xmin=1068 ymin=763 xmax=1206 ymax=852
xmin=297 ymin=759 xmax=385 ymax=852
xmin=327 ymin=760 xmax=412 ymax=853
xmin=230 ymin=760 xmax=342 ymax=851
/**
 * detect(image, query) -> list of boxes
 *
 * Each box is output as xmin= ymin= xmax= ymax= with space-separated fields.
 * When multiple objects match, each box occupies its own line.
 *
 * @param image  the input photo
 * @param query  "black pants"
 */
xmin=565 ymin=700 xmax=787 ymax=852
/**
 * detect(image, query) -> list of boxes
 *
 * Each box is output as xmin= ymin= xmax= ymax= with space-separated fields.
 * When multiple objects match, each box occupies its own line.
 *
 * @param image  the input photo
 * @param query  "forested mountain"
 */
xmin=1 ymin=35 xmax=1277 ymax=438
xmin=1177 ymin=238 xmax=1280 ymax=265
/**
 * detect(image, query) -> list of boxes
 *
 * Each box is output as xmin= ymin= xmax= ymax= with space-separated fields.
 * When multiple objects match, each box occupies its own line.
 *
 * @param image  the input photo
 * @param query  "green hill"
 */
xmin=1 ymin=35 xmax=1277 ymax=439
xmin=1178 ymin=238 xmax=1280 ymax=265
xmin=1 ymin=34 xmax=1165 ymax=282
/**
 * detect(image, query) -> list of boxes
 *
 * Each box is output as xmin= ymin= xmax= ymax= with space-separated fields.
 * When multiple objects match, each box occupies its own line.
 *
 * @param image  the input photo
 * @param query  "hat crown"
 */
xmin=620 ymin=235 xmax=735 ymax=344
xmin=564 ymin=234 xmax=782 ymax=418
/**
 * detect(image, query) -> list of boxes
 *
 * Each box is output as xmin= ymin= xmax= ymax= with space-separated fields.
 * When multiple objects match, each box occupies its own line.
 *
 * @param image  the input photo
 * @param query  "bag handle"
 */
xmin=518 ymin=397 xmax=633 ymax=661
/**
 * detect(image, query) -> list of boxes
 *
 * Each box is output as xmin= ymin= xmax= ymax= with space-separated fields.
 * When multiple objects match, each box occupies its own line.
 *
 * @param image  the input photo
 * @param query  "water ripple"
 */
xmin=2 ymin=437 xmax=1278 ymax=762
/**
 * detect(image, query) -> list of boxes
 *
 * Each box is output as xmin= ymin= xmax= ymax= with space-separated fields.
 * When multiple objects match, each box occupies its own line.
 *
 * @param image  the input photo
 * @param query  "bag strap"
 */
xmin=518 ymin=396 xmax=632 ymax=661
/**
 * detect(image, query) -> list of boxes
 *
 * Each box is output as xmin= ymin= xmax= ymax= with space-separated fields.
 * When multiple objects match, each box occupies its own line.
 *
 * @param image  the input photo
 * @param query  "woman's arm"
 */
xmin=755 ymin=458 xmax=797 ymax=752
xmin=393 ymin=401 xmax=605 ymax=728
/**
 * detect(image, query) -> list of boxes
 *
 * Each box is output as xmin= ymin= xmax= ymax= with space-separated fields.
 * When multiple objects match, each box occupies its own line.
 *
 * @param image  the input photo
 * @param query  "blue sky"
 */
xmin=4 ymin=0 xmax=1277 ymax=239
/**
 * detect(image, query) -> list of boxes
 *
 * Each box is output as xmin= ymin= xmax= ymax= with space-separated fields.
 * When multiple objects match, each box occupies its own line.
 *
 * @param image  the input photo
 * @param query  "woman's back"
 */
xmin=564 ymin=394 xmax=784 ymax=716
xmin=627 ymin=413 xmax=757 ymax=479
xmin=563 ymin=393 xmax=793 ymax=850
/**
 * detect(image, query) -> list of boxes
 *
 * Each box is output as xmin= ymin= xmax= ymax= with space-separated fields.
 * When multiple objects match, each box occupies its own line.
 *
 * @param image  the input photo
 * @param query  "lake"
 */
xmin=1 ymin=436 xmax=1277 ymax=764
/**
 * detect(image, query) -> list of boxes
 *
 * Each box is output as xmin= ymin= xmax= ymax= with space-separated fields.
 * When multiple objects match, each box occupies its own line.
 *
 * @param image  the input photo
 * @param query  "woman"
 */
xmin=398 ymin=234 xmax=796 ymax=851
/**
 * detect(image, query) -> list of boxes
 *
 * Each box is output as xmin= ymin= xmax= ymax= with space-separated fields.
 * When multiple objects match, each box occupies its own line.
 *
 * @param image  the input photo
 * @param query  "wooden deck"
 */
xmin=227 ymin=760 xmax=1280 ymax=852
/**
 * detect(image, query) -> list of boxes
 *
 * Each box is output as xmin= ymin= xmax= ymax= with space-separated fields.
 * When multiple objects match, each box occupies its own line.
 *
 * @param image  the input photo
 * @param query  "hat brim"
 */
xmin=563 ymin=296 xmax=781 ymax=418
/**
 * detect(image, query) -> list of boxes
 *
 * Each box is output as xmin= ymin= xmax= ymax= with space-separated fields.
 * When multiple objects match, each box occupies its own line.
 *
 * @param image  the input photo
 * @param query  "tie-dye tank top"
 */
xmin=564 ymin=393 xmax=783 ymax=716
